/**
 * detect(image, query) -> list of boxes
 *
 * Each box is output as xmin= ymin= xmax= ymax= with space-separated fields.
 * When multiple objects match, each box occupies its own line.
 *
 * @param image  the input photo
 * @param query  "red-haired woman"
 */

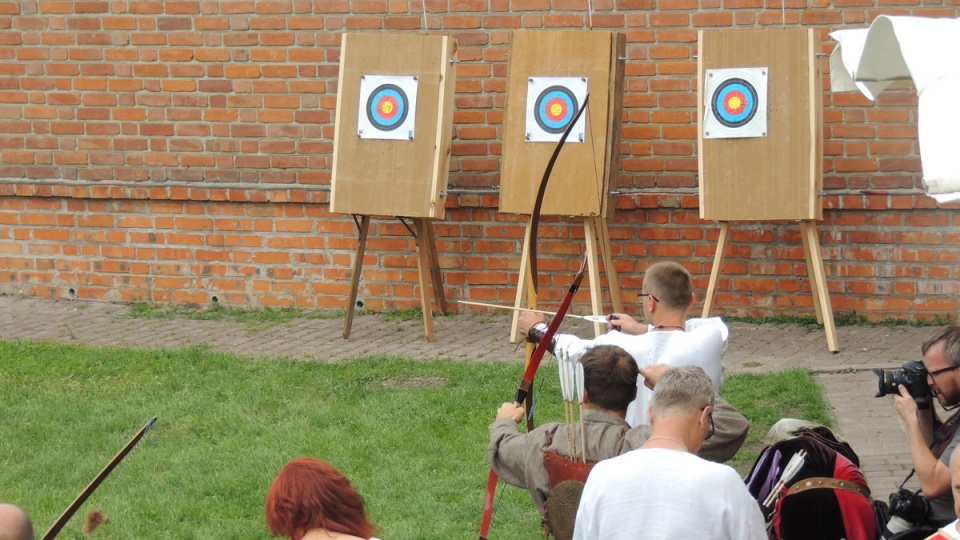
xmin=265 ymin=457 xmax=381 ymax=540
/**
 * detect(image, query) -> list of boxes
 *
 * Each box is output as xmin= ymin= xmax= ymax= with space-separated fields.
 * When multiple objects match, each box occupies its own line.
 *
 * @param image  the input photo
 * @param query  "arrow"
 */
xmin=42 ymin=417 xmax=157 ymax=540
xmin=457 ymin=300 xmax=609 ymax=324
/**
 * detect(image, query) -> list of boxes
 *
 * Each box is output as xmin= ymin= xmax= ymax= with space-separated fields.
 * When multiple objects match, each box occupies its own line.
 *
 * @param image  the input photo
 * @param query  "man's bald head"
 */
xmin=0 ymin=504 xmax=34 ymax=540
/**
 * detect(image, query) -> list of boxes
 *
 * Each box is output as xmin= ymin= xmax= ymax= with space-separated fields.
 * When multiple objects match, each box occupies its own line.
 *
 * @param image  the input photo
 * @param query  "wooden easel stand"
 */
xmin=342 ymin=215 xmax=447 ymax=342
xmin=702 ymin=221 xmax=839 ymax=352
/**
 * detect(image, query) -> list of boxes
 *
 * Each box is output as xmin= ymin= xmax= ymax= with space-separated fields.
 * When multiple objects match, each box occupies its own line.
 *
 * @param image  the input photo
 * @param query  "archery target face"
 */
xmin=535 ymin=86 xmax=578 ymax=133
xmin=357 ymin=75 xmax=419 ymax=140
xmin=703 ymin=67 xmax=768 ymax=139
xmin=525 ymin=77 xmax=588 ymax=143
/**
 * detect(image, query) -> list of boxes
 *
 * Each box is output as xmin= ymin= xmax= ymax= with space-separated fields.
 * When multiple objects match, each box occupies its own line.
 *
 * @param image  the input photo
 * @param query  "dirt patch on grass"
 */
xmin=380 ymin=376 xmax=446 ymax=389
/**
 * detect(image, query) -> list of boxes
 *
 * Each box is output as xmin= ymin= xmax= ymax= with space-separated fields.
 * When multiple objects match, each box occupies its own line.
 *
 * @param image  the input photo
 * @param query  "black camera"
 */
xmin=888 ymin=488 xmax=930 ymax=523
xmin=874 ymin=359 xmax=931 ymax=409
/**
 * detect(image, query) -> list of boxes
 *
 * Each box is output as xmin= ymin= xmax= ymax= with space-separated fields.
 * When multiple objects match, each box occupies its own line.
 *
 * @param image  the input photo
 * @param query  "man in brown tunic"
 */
xmin=487 ymin=344 xmax=749 ymax=512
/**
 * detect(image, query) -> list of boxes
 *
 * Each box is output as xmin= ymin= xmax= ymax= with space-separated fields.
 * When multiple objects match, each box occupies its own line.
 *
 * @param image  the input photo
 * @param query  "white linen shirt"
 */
xmin=553 ymin=317 xmax=728 ymax=426
xmin=573 ymin=448 xmax=766 ymax=540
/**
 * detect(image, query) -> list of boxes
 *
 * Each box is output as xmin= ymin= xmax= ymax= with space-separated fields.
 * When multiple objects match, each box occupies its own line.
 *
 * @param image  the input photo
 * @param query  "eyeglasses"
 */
xmin=701 ymin=407 xmax=715 ymax=439
xmin=927 ymin=365 xmax=960 ymax=378
xmin=639 ymin=293 xmax=659 ymax=303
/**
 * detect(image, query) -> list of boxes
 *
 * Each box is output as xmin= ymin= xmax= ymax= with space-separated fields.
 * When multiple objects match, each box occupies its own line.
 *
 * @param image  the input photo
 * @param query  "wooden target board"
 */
xmin=500 ymin=30 xmax=625 ymax=218
xmin=698 ymin=28 xmax=822 ymax=221
xmin=331 ymin=33 xmax=457 ymax=219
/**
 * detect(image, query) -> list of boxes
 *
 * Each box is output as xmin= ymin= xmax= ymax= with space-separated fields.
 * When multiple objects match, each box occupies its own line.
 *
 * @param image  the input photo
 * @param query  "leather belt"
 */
xmin=786 ymin=476 xmax=871 ymax=498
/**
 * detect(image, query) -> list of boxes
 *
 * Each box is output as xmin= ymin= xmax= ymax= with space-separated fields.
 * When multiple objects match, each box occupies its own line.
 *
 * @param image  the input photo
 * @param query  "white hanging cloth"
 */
xmin=829 ymin=16 xmax=960 ymax=203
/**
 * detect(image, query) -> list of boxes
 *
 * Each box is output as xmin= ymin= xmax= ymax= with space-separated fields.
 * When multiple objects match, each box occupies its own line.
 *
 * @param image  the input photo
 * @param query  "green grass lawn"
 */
xmin=0 ymin=341 xmax=831 ymax=539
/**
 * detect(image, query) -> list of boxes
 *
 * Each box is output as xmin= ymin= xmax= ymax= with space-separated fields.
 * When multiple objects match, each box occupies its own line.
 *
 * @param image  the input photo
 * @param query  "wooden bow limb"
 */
xmin=42 ymin=416 xmax=157 ymax=540
xmin=457 ymin=300 xmax=609 ymax=324
xmin=527 ymin=94 xmax=590 ymax=295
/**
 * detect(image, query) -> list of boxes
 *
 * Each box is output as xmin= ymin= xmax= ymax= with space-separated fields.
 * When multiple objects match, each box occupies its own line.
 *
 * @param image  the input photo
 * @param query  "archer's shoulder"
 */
xmin=685 ymin=317 xmax=729 ymax=337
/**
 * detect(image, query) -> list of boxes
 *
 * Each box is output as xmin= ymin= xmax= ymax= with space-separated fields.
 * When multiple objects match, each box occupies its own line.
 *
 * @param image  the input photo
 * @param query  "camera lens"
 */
xmin=872 ymin=360 xmax=931 ymax=409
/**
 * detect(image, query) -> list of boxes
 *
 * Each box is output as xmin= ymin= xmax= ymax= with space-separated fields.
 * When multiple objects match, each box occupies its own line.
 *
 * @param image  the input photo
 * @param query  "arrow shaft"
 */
xmin=457 ymin=300 xmax=561 ymax=318
xmin=42 ymin=417 xmax=157 ymax=540
xmin=457 ymin=300 xmax=606 ymax=323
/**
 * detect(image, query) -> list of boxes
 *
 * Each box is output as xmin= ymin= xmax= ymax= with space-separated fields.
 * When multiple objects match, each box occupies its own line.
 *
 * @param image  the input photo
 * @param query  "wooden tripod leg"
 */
xmin=343 ymin=215 xmax=370 ymax=339
xmin=597 ymin=216 xmax=623 ymax=314
xmin=511 ymin=216 xmax=536 ymax=344
xmin=413 ymin=218 xmax=436 ymax=342
xmin=702 ymin=221 xmax=730 ymax=318
xmin=801 ymin=221 xmax=839 ymax=353
xmin=419 ymin=218 xmax=447 ymax=315
xmin=584 ymin=217 xmax=604 ymax=337
xmin=800 ymin=222 xmax=824 ymax=325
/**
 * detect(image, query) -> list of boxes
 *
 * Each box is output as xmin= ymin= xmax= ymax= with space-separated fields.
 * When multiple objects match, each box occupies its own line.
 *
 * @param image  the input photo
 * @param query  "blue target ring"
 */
xmin=711 ymin=78 xmax=758 ymax=129
xmin=534 ymin=86 xmax=579 ymax=134
xmin=366 ymin=84 xmax=409 ymax=131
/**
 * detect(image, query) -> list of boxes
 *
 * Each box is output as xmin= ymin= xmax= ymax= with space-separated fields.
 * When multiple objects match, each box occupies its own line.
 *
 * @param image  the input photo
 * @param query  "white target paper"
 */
xmin=703 ymin=67 xmax=768 ymax=139
xmin=525 ymin=77 xmax=588 ymax=143
xmin=357 ymin=75 xmax=419 ymax=141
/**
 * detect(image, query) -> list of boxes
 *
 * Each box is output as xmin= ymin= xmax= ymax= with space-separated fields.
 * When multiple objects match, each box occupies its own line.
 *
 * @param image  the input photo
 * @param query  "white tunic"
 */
xmin=553 ymin=317 xmax=728 ymax=426
xmin=573 ymin=448 xmax=766 ymax=540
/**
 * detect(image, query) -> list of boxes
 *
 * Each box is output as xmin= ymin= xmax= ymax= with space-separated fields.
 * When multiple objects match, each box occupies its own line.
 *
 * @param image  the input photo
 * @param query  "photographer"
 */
xmin=884 ymin=326 xmax=960 ymax=539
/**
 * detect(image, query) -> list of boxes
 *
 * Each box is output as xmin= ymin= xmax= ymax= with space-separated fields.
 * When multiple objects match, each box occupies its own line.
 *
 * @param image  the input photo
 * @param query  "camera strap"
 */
xmin=897 ymin=409 xmax=960 ymax=490
xmin=933 ymin=409 xmax=960 ymax=445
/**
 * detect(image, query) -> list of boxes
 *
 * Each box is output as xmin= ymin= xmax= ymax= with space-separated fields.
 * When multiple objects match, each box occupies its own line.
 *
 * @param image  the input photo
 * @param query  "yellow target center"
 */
xmin=550 ymin=103 xmax=564 ymax=117
xmin=728 ymin=96 xmax=742 ymax=110
xmin=381 ymin=102 xmax=394 ymax=114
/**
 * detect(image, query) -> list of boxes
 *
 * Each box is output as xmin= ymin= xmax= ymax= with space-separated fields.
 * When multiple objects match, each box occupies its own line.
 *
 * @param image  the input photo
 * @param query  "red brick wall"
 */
xmin=0 ymin=1 xmax=958 ymax=321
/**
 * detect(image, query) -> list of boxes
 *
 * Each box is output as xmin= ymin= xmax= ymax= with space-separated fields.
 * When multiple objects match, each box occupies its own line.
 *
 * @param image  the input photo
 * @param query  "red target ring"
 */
xmin=377 ymin=95 xmax=400 ymax=120
xmin=545 ymin=97 xmax=569 ymax=123
xmin=722 ymin=90 xmax=748 ymax=116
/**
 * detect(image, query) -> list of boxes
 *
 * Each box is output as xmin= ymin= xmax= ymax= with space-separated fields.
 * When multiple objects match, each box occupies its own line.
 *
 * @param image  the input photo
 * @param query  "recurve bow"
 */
xmin=479 ymin=95 xmax=590 ymax=540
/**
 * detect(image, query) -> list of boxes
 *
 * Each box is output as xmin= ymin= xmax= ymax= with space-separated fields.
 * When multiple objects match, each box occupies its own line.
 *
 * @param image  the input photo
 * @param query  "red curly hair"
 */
xmin=265 ymin=458 xmax=376 ymax=540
